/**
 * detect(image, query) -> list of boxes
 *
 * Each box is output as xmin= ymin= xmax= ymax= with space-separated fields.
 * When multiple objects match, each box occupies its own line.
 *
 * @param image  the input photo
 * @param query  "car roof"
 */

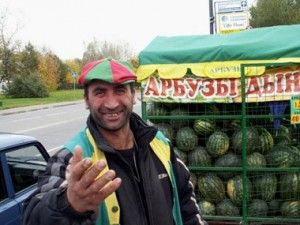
xmin=0 ymin=133 xmax=38 ymax=151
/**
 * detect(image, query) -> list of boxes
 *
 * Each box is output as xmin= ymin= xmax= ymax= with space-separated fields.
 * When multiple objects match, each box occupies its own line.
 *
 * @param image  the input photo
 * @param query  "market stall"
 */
xmin=137 ymin=24 xmax=300 ymax=225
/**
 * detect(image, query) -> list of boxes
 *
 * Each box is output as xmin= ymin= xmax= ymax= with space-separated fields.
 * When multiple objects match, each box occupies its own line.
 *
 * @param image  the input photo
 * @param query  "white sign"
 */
xmin=215 ymin=0 xmax=248 ymax=13
xmin=217 ymin=11 xmax=249 ymax=33
xmin=72 ymin=72 xmax=78 ymax=78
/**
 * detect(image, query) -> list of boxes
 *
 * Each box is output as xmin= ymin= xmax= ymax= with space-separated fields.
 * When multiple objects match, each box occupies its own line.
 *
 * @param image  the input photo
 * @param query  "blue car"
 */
xmin=0 ymin=133 xmax=49 ymax=225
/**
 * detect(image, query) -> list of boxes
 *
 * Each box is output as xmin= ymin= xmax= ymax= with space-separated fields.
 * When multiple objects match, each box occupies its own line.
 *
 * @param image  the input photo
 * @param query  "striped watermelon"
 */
xmin=214 ymin=152 xmax=241 ymax=180
xmin=193 ymin=119 xmax=215 ymax=136
xmin=269 ymin=199 xmax=282 ymax=216
xmin=188 ymin=146 xmax=212 ymax=166
xmin=232 ymin=127 xmax=259 ymax=154
xmin=198 ymin=200 xmax=216 ymax=216
xmin=248 ymin=199 xmax=268 ymax=217
xmin=277 ymin=125 xmax=291 ymax=135
xmin=273 ymin=125 xmax=292 ymax=145
xmin=274 ymin=133 xmax=292 ymax=146
xmin=253 ymin=173 xmax=277 ymax=201
xmin=280 ymin=173 xmax=300 ymax=200
xmin=289 ymin=145 xmax=300 ymax=167
xmin=280 ymin=201 xmax=300 ymax=218
xmin=198 ymin=173 xmax=225 ymax=203
xmin=216 ymin=199 xmax=240 ymax=216
xmin=266 ymin=145 xmax=295 ymax=167
xmin=247 ymin=152 xmax=266 ymax=168
xmin=227 ymin=175 xmax=252 ymax=206
xmin=206 ymin=131 xmax=230 ymax=158
xmin=256 ymin=127 xmax=274 ymax=154
xmin=175 ymin=127 xmax=198 ymax=152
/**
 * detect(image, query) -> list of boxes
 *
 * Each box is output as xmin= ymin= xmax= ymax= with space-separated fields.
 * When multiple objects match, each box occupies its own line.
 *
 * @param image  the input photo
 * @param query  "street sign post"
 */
xmin=215 ymin=0 xmax=248 ymax=14
xmin=217 ymin=11 xmax=249 ymax=34
xmin=212 ymin=0 xmax=250 ymax=34
xmin=71 ymin=72 xmax=78 ymax=90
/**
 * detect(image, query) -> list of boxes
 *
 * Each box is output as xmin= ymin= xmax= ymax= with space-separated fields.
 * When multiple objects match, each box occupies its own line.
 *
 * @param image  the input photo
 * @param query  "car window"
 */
xmin=5 ymin=145 xmax=47 ymax=193
xmin=0 ymin=165 xmax=8 ymax=201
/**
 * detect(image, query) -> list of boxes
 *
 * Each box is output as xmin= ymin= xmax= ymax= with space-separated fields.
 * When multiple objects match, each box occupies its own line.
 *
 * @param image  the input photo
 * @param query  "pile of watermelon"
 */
xmin=149 ymin=102 xmax=300 ymax=219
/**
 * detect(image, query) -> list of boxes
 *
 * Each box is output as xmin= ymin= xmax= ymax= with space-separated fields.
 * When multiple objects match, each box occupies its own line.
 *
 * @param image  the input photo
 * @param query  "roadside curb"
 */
xmin=0 ymin=91 xmax=141 ymax=116
xmin=0 ymin=100 xmax=84 ymax=116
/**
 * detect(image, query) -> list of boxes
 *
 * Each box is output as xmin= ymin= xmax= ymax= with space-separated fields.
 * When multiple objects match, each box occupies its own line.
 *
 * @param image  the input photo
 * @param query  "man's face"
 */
xmin=85 ymin=80 xmax=135 ymax=132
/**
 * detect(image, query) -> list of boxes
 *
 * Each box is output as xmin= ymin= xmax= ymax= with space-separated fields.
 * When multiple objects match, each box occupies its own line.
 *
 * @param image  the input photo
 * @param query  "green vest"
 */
xmin=64 ymin=128 xmax=183 ymax=225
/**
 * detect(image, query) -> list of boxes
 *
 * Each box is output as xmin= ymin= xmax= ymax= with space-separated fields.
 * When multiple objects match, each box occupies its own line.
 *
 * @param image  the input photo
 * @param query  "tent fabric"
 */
xmin=137 ymin=24 xmax=300 ymax=81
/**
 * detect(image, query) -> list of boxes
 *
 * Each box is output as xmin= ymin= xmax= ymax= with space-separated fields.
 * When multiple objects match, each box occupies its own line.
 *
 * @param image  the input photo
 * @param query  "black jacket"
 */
xmin=22 ymin=113 xmax=206 ymax=225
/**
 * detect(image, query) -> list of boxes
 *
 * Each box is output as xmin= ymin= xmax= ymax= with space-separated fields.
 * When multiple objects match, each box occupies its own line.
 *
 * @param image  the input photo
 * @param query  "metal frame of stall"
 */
xmin=140 ymin=62 xmax=300 ymax=225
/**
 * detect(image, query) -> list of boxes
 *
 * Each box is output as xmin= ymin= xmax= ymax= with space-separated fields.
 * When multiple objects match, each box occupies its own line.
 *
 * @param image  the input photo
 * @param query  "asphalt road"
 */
xmin=0 ymin=96 xmax=142 ymax=155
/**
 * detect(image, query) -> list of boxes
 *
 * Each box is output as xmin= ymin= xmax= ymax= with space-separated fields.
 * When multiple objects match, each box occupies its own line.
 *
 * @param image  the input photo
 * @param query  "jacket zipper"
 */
xmin=138 ymin=151 xmax=155 ymax=225
xmin=133 ymin=151 xmax=141 ymax=182
xmin=117 ymin=151 xmax=148 ymax=225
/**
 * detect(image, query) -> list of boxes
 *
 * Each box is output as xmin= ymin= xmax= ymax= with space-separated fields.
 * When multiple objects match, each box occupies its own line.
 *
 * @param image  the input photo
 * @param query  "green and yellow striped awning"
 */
xmin=137 ymin=24 xmax=300 ymax=81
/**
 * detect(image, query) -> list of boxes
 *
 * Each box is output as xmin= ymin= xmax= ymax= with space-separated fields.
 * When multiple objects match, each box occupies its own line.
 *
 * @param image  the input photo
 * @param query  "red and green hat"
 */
xmin=78 ymin=58 xmax=137 ymax=85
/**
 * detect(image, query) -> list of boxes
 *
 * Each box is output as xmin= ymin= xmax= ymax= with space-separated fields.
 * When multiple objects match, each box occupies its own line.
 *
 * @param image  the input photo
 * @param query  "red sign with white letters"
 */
xmin=141 ymin=67 xmax=300 ymax=103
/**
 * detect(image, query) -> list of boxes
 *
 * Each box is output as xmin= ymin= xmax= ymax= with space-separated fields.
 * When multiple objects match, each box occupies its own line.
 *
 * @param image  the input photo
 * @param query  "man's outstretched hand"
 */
xmin=66 ymin=146 xmax=122 ymax=213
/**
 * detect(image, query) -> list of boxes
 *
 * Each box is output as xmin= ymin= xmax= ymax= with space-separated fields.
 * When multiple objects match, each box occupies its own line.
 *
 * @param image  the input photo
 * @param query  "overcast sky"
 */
xmin=2 ymin=0 xmax=211 ymax=60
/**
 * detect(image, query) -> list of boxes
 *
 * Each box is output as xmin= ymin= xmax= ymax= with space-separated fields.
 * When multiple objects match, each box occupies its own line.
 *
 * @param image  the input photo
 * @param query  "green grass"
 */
xmin=0 ymin=89 xmax=84 ymax=110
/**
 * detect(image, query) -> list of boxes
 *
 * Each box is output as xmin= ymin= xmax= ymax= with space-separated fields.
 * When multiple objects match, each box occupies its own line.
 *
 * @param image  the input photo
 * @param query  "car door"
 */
xmin=6 ymin=142 xmax=49 ymax=223
xmin=0 ymin=152 xmax=20 ymax=225
xmin=0 ymin=141 xmax=49 ymax=225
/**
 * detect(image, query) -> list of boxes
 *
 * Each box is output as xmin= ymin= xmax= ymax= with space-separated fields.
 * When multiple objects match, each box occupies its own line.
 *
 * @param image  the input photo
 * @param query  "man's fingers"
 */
xmin=89 ymin=169 xmax=117 ymax=192
xmin=70 ymin=157 xmax=93 ymax=181
xmin=69 ymin=146 xmax=83 ymax=165
xmin=80 ymin=160 xmax=107 ymax=189
xmin=73 ymin=146 xmax=83 ymax=162
xmin=94 ymin=177 xmax=122 ymax=200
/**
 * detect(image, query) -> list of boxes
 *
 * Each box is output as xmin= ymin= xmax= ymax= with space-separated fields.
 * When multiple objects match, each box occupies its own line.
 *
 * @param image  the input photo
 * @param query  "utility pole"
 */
xmin=209 ymin=0 xmax=214 ymax=34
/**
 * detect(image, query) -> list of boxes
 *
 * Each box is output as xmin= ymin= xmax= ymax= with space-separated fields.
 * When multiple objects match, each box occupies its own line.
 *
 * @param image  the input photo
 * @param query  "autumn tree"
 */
xmin=4 ymin=72 xmax=49 ymax=98
xmin=18 ymin=42 xmax=39 ymax=75
xmin=129 ymin=56 xmax=139 ymax=73
xmin=38 ymin=51 xmax=60 ymax=91
xmin=250 ymin=0 xmax=300 ymax=27
xmin=51 ymin=54 xmax=69 ymax=90
xmin=0 ymin=8 xmax=21 ymax=82
xmin=64 ymin=58 xmax=82 ymax=88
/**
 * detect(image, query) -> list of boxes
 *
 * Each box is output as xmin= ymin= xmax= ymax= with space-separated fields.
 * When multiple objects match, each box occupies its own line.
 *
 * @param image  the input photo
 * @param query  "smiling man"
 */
xmin=22 ymin=58 xmax=207 ymax=225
